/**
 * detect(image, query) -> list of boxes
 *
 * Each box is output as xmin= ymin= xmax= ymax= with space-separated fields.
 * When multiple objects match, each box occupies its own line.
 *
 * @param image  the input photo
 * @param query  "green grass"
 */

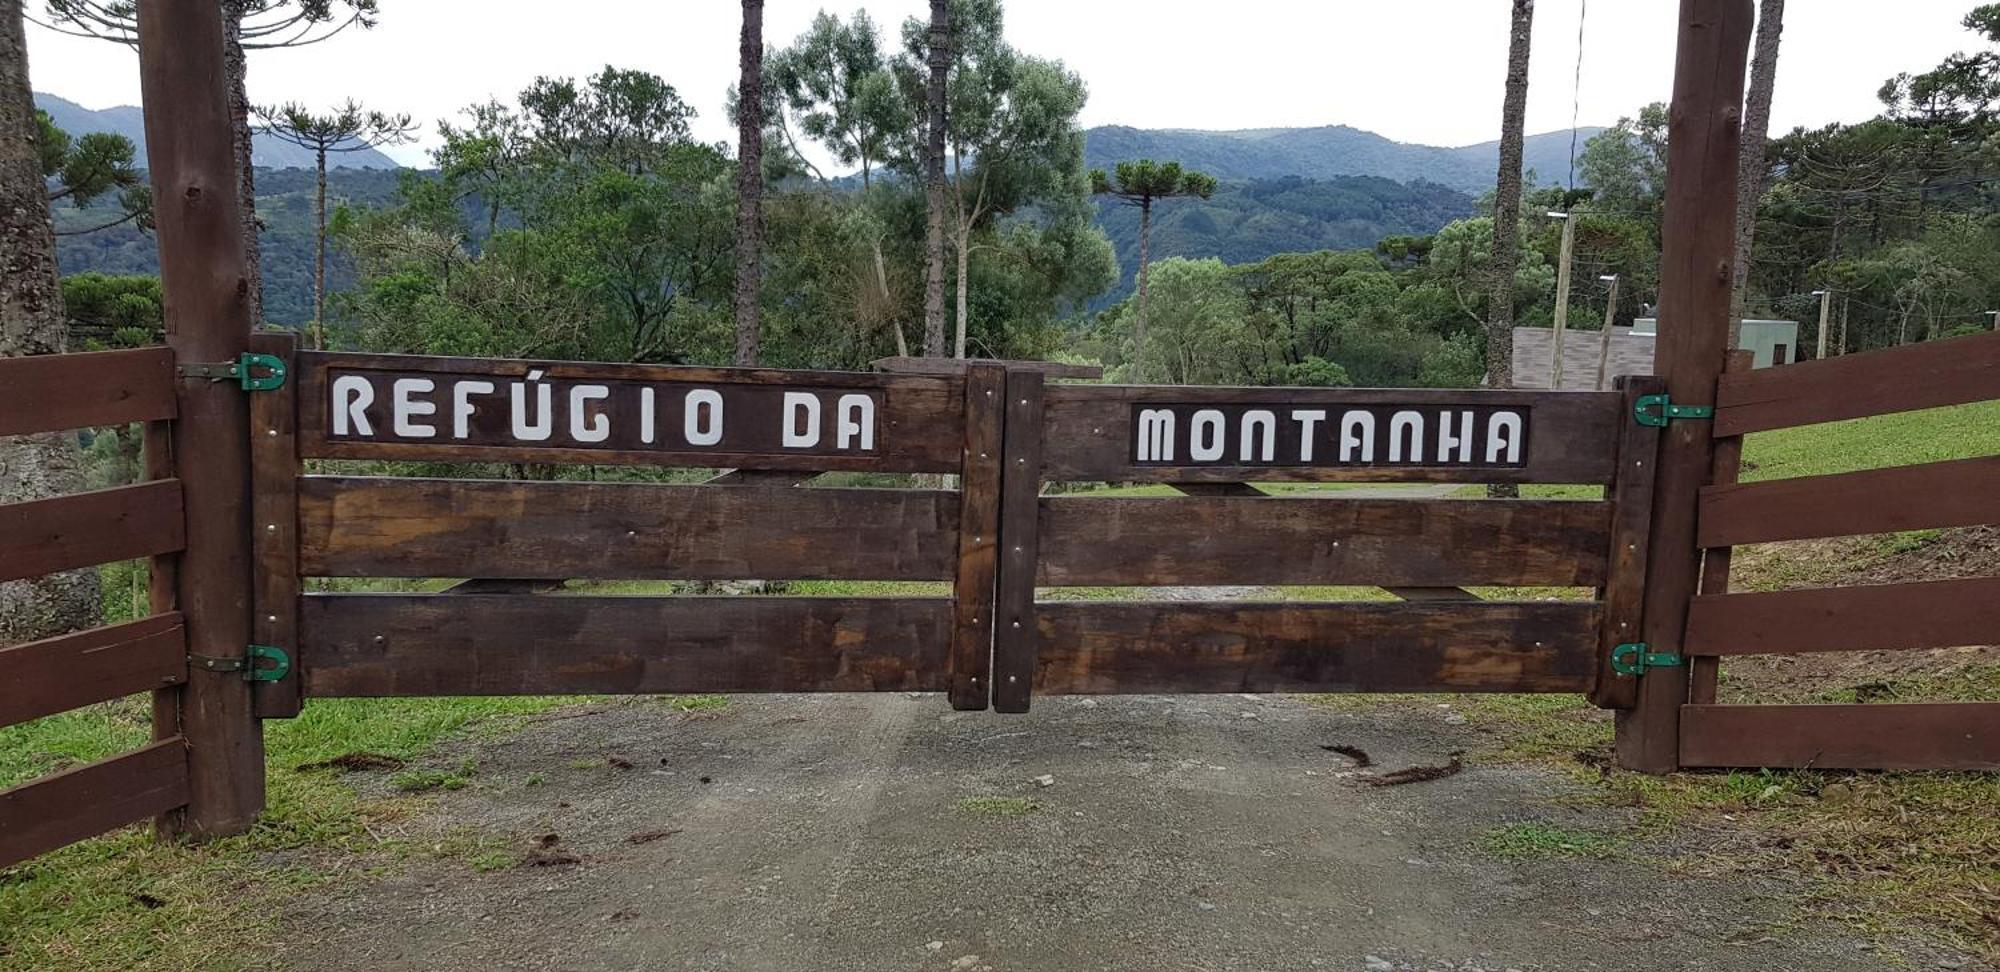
xmin=1737 ymin=400 xmax=2000 ymax=481
xmin=1481 ymin=821 xmax=1624 ymax=860
xmin=953 ymin=796 xmax=1040 ymax=816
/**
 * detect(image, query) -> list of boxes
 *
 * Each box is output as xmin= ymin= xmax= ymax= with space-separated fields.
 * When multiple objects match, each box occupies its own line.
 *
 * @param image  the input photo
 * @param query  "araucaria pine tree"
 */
xmin=1091 ymin=159 xmax=1216 ymax=381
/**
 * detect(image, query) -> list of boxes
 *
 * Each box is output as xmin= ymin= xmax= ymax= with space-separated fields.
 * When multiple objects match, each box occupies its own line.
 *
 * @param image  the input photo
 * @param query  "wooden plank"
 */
xmin=1685 ymin=576 xmax=2000 ymax=655
xmin=1615 ymin=0 xmax=1752 ymax=774
xmin=707 ymin=469 xmax=819 ymax=486
xmin=1714 ymin=328 xmax=2000 ymax=436
xmin=0 ymin=739 xmax=189 ymax=870
xmin=1681 ymin=703 xmax=2000 ymax=770
xmin=299 ymin=477 xmax=958 ymax=581
xmin=1383 ymin=587 xmax=1478 ymax=601
xmin=1038 ymin=385 xmax=1622 ymax=484
xmin=948 ymin=365 xmax=1004 ymax=711
xmin=1034 ymin=601 xmax=1599 ymax=695
xmin=249 ymin=333 xmax=302 ymax=718
xmin=872 ymin=356 xmax=1104 ymax=380
xmin=300 ymin=595 xmax=952 ymax=696
xmin=1698 ymin=455 xmax=2000 ymax=548
xmin=0 ymin=614 xmax=186 ymax=729
xmin=293 ymin=351 xmax=966 ymax=474
xmin=1691 ymin=352 xmax=1753 ymax=706
xmin=1590 ymin=376 xmax=1665 ymax=709
xmin=0 ymin=347 xmax=177 ymax=436
xmin=138 ymin=0 xmax=267 ymax=836
xmin=992 ymin=370 xmax=1046 ymax=713
xmin=1037 ymin=497 xmax=1611 ymax=588
xmin=1170 ymin=482 xmax=1265 ymax=497
xmin=0 ymin=480 xmax=185 ymax=583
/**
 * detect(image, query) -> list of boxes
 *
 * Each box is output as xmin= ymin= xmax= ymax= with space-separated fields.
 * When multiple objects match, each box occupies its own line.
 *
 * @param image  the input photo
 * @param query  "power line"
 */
xmin=1567 ymin=0 xmax=1588 ymax=192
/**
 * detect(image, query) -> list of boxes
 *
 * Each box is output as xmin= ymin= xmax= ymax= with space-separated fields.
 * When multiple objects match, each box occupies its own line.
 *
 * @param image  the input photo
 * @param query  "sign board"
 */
xmin=294 ymin=352 xmax=965 ymax=473
xmin=1129 ymin=403 xmax=1528 ymax=470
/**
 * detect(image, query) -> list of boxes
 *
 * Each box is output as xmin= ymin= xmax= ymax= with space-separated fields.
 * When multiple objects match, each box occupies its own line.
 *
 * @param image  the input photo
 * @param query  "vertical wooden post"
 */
xmin=1688 ymin=349 xmax=1754 ymax=706
xmin=948 ymin=365 xmax=1005 ymax=711
xmin=250 ymin=333 xmax=302 ymax=719
xmin=1614 ymin=0 xmax=1754 ymax=773
xmin=137 ymin=0 xmax=266 ymax=834
xmin=991 ymin=370 xmax=1045 ymax=713
xmin=1589 ymin=375 xmax=1664 ymax=711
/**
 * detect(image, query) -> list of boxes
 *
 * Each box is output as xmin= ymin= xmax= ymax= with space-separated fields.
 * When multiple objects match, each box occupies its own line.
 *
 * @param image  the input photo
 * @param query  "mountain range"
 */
xmin=1081 ymin=124 xmax=1603 ymax=195
xmin=36 ymin=92 xmax=401 ymax=170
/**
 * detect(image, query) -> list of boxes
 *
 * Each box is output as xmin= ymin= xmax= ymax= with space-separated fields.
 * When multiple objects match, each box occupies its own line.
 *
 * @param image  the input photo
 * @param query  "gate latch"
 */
xmin=178 ymin=352 xmax=287 ymax=392
xmin=192 ymin=645 xmax=291 ymax=683
xmin=1610 ymin=642 xmax=1683 ymax=677
xmin=1633 ymin=393 xmax=1713 ymax=428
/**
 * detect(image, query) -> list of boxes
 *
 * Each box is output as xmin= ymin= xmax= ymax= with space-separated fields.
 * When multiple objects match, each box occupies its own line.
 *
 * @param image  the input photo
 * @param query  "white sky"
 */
xmin=27 ymin=1 xmax=1979 ymax=170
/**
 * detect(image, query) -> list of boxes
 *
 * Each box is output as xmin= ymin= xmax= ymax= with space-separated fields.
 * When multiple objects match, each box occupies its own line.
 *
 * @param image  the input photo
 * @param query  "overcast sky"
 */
xmin=27 ymin=1 xmax=1984 ymax=170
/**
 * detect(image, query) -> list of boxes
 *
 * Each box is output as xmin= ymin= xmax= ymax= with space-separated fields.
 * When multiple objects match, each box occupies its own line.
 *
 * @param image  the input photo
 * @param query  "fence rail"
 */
xmin=0 ymin=739 xmax=189 ymax=869
xmin=1697 ymin=454 xmax=2000 ymax=547
xmin=0 ymin=613 xmax=186 ymax=729
xmin=0 ymin=346 xmax=177 ymax=437
xmin=0 ymin=480 xmax=186 ymax=583
xmin=1681 ymin=703 xmax=2000 ymax=771
xmin=1714 ymin=328 xmax=2000 ymax=435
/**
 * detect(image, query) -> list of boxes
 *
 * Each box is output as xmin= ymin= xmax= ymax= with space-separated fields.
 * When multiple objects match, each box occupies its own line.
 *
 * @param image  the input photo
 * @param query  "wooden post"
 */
xmin=1549 ymin=212 xmax=1577 ymax=388
xmin=991 ymin=370 xmax=1045 ymax=713
xmin=1690 ymin=350 xmax=1754 ymax=706
xmin=1614 ymin=0 xmax=1753 ymax=774
xmin=948 ymin=365 xmax=1005 ymax=710
xmin=137 ymin=0 xmax=266 ymax=835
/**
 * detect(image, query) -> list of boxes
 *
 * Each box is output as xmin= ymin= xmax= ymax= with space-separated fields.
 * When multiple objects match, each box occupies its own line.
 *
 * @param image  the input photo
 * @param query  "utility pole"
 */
xmin=1811 ymin=288 xmax=1831 ymax=359
xmin=1548 ymin=210 xmax=1577 ymax=387
xmin=1593 ymin=273 xmax=1620 ymax=390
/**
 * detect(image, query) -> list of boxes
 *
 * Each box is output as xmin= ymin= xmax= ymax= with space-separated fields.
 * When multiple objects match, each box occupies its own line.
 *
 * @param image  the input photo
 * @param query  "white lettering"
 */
xmin=1239 ymin=409 xmax=1277 ymax=462
xmin=391 ymin=378 xmax=437 ymax=438
xmin=782 ymin=392 xmax=821 ymax=448
xmin=1389 ymin=410 xmax=1425 ymax=463
xmin=684 ymin=389 xmax=724 ymax=446
xmin=640 ymin=387 xmax=656 ymax=444
xmin=1338 ymin=410 xmax=1375 ymax=462
xmin=451 ymin=380 xmax=494 ymax=439
xmin=509 ymin=370 xmax=553 ymax=441
xmin=1486 ymin=410 xmax=1525 ymax=464
xmin=1290 ymin=409 xmax=1326 ymax=462
xmin=1190 ymin=409 xmax=1226 ymax=461
xmin=332 ymin=375 xmax=374 ymax=437
xmin=1437 ymin=410 xmax=1475 ymax=463
xmin=569 ymin=384 xmax=610 ymax=442
xmin=836 ymin=394 xmax=875 ymax=450
xmin=1136 ymin=409 xmax=1176 ymax=462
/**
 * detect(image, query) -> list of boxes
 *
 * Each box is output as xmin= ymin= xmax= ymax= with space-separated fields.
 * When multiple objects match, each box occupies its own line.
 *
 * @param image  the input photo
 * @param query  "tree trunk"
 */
xmin=920 ymin=0 xmax=949 ymax=357
xmin=312 ymin=145 xmax=327 ymax=349
xmin=223 ymin=1 xmax=261 ymax=325
xmin=1133 ymin=197 xmax=1154 ymax=382
xmin=874 ymin=240 xmax=907 ymax=357
xmin=954 ymin=227 xmax=970 ymax=358
xmin=1728 ymin=0 xmax=1784 ymax=346
xmin=732 ymin=0 xmax=764 ymax=366
xmin=1485 ymin=0 xmax=1534 ymax=500
xmin=0 ymin=0 xmax=99 ymax=644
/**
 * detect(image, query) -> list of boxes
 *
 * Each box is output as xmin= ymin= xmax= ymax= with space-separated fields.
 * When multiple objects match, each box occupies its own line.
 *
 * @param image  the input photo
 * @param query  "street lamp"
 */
xmin=1809 ymin=289 xmax=1832 ymax=360
xmin=1593 ymin=274 xmax=1620 ymax=391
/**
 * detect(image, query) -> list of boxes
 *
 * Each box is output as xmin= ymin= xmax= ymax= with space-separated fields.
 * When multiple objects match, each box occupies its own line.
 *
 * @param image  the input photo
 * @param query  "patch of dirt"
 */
xmin=1723 ymin=526 xmax=2000 ymax=702
xmin=270 ymin=695 xmax=1985 ymax=971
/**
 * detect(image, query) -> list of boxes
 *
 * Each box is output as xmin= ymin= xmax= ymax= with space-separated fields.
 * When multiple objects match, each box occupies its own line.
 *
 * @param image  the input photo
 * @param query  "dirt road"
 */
xmin=277 ymin=694 xmax=1982 ymax=971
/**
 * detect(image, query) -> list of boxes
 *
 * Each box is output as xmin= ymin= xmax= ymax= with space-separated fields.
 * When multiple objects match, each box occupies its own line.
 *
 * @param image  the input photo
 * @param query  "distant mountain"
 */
xmin=36 ymin=92 xmax=401 ymax=170
xmin=1082 ymin=124 xmax=1603 ymax=194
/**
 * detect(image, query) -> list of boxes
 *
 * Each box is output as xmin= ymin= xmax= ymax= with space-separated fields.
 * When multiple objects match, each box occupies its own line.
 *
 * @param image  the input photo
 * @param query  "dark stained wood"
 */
xmin=1698 ymin=455 xmax=2000 ymax=548
xmin=0 ymin=739 xmax=189 ymax=870
xmin=1684 ymin=576 xmax=2000 ymax=655
xmin=1714 ymin=328 xmax=2000 ymax=436
xmin=1691 ymin=351 xmax=1751 ymax=706
xmin=1034 ymin=601 xmax=1599 ymax=695
xmin=138 ymin=0 xmax=266 ymax=835
xmin=444 ymin=579 xmax=562 ymax=594
xmin=0 ymin=613 xmax=186 ymax=729
xmin=248 ymin=333 xmax=302 ymax=718
xmin=0 ymin=480 xmax=186 ymax=583
xmin=1037 ymin=497 xmax=1611 ymax=588
xmin=1590 ymin=376 xmax=1665 ymax=710
xmin=143 ymin=419 xmax=181 ymax=839
xmin=300 ymin=595 xmax=952 ymax=696
xmin=949 ymin=364 xmax=1005 ymax=710
xmin=871 ymin=356 xmax=1104 ymax=380
xmin=0 ymin=347 xmax=177 ymax=436
xmin=992 ymin=370 xmax=1046 ymax=713
xmin=293 ymin=351 xmax=966 ymax=473
xmin=1616 ymin=0 xmax=1752 ymax=774
xmin=298 ymin=477 xmax=958 ymax=581
xmin=1170 ymin=482 xmax=1265 ymax=497
xmin=1039 ymin=385 xmax=1623 ymax=484
xmin=1680 ymin=703 xmax=2000 ymax=770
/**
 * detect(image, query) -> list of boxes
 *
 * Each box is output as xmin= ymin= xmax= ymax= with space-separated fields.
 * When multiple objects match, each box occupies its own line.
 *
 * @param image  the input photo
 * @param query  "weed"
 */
xmin=954 ymin=796 xmax=1039 ymax=816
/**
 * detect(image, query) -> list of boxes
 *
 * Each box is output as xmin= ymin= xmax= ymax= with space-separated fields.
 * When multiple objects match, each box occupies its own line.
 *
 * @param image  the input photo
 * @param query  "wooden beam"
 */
xmin=0 ymin=347 xmax=176 ymax=436
xmin=301 ymin=595 xmax=952 ymax=696
xmin=1685 ymin=576 xmax=2000 ymax=655
xmin=1591 ymin=376 xmax=1664 ymax=710
xmin=248 ymin=333 xmax=302 ymax=718
xmin=0 ymin=614 xmax=186 ymax=729
xmin=1714 ymin=328 xmax=2000 ymax=436
xmin=1034 ymin=601 xmax=1599 ymax=695
xmin=137 ymin=0 xmax=266 ymax=836
xmin=1691 ymin=351 xmax=1752 ymax=705
xmin=1615 ymin=0 xmax=1753 ymax=774
xmin=991 ymin=370 xmax=1046 ymax=713
xmin=1681 ymin=703 xmax=2000 ymax=770
xmin=948 ymin=364 xmax=1005 ymax=710
xmin=871 ymin=356 xmax=1104 ymax=380
xmin=0 ymin=481 xmax=185 ymax=583
xmin=0 ymin=740 xmax=189 ymax=870
xmin=1037 ymin=497 xmax=1612 ymax=588
xmin=1698 ymin=455 xmax=2000 ymax=547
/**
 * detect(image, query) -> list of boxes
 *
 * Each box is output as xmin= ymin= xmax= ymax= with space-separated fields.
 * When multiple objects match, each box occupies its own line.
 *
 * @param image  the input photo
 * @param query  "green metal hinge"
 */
xmin=1610 ymin=642 xmax=1683 ymax=677
xmin=192 ymin=645 xmax=291 ymax=683
xmin=1633 ymin=393 xmax=1713 ymax=427
xmin=178 ymin=352 xmax=287 ymax=392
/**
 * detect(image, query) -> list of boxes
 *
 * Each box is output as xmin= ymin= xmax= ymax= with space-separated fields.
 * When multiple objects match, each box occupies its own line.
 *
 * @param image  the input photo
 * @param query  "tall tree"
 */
xmin=1 ymin=0 xmax=97 ymax=644
xmin=1091 ymin=159 xmax=1216 ymax=380
xmin=734 ymin=0 xmax=764 ymax=366
xmin=770 ymin=9 xmax=898 ymax=191
xmin=43 ymin=1 xmax=380 ymax=325
xmin=1730 ymin=0 xmax=1785 ymax=344
xmin=921 ymin=0 xmax=949 ymax=356
xmin=1486 ymin=0 xmax=1534 ymax=394
xmin=39 ymin=109 xmax=150 ymax=235
xmin=253 ymin=99 xmax=414 ymax=348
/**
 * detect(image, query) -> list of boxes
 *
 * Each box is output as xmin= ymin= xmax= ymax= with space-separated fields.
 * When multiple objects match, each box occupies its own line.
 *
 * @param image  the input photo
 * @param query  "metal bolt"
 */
xmin=1008 ymin=675 xmax=1017 ymax=683
xmin=267 ymin=614 xmax=277 ymax=623
xmin=1011 ymin=621 xmax=1021 ymax=629
xmin=266 ymin=524 xmax=277 ymax=533
xmin=373 ymin=635 xmax=385 ymax=644
xmin=1628 ymin=543 xmax=1637 ymax=551
xmin=1635 ymin=459 xmax=1645 ymax=467
xmin=985 ymin=390 xmax=993 ymax=397
xmin=627 ymin=530 xmax=637 ymax=538
xmin=267 ymin=429 xmax=278 ymax=437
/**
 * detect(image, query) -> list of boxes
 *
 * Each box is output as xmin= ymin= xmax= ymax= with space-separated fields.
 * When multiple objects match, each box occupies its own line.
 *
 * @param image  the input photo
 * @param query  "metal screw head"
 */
xmin=1008 ymin=675 xmax=1017 ymax=683
xmin=266 ymin=524 xmax=278 ymax=533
